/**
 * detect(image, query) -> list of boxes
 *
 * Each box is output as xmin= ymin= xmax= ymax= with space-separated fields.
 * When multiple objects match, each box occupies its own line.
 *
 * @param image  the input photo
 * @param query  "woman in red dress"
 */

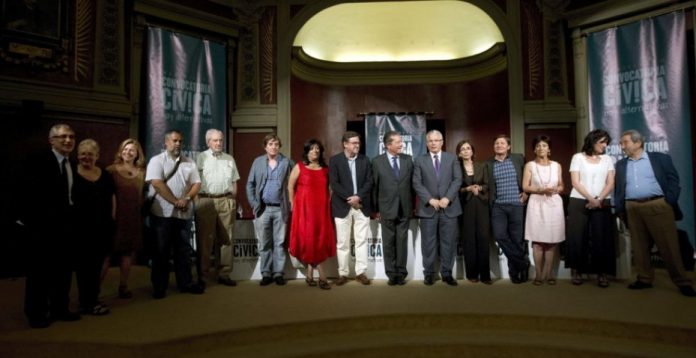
xmin=288 ymin=139 xmax=336 ymax=290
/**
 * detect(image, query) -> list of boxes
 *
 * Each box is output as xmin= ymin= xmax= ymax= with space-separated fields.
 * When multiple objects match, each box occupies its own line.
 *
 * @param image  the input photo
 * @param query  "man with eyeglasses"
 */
xmin=330 ymin=131 xmax=373 ymax=285
xmin=413 ymin=130 xmax=462 ymax=286
xmin=23 ymin=124 xmax=81 ymax=328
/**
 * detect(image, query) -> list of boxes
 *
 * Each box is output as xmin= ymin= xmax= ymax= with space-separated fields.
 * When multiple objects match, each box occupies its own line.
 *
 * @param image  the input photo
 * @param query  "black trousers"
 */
xmin=380 ymin=216 xmax=409 ymax=280
xmin=565 ymin=198 xmax=616 ymax=275
xmin=24 ymin=226 xmax=74 ymax=321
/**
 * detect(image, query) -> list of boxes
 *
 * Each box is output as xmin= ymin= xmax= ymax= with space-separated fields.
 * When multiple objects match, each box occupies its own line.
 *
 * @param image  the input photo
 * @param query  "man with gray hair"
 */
xmin=23 ymin=124 xmax=81 ymax=328
xmin=615 ymin=129 xmax=695 ymax=297
xmin=146 ymin=129 xmax=202 ymax=298
xmin=195 ymin=128 xmax=240 ymax=287
xmin=413 ymin=130 xmax=462 ymax=286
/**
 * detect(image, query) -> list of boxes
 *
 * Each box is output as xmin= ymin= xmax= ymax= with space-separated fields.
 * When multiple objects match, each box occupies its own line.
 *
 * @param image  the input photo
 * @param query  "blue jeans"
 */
xmin=255 ymin=206 xmax=287 ymax=278
xmin=150 ymin=216 xmax=195 ymax=293
xmin=491 ymin=203 xmax=527 ymax=276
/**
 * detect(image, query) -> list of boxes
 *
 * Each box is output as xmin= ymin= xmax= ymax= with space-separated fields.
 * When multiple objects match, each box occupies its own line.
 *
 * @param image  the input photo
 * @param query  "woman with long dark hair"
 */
xmin=566 ymin=129 xmax=615 ymax=287
xmin=288 ymin=139 xmax=336 ymax=290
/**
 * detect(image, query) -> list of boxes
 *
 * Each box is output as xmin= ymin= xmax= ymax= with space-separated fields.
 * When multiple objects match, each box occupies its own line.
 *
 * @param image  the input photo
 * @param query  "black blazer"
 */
xmin=329 ymin=153 xmax=373 ymax=218
xmin=460 ymin=161 xmax=489 ymax=203
xmin=614 ymin=151 xmax=682 ymax=220
xmin=372 ymin=153 xmax=413 ymax=220
xmin=485 ymin=153 xmax=525 ymax=205
xmin=23 ymin=149 xmax=77 ymax=236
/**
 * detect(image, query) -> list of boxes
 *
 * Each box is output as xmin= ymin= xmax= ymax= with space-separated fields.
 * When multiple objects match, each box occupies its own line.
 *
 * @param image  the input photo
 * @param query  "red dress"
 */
xmin=289 ymin=162 xmax=336 ymax=266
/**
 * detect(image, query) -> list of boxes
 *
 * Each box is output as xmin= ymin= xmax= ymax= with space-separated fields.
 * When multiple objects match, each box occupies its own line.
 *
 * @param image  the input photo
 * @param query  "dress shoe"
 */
xmin=387 ymin=277 xmax=398 ymax=286
xmin=467 ymin=278 xmax=480 ymax=283
xmin=274 ymin=276 xmax=286 ymax=286
xmin=482 ymin=279 xmax=493 ymax=285
xmin=397 ymin=277 xmax=407 ymax=286
xmin=334 ymin=276 xmax=349 ymax=286
xmin=51 ymin=311 xmax=81 ymax=322
xmin=678 ymin=285 xmax=696 ymax=297
xmin=355 ymin=273 xmax=371 ymax=285
xmin=181 ymin=283 xmax=205 ymax=294
xmin=28 ymin=318 xmax=51 ymax=329
xmin=218 ymin=277 xmax=237 ymax=287
xmin=443 ymin=276 xmax=458 ymax=286
xmin=423 ymin=275 xmax=434 ymax=286
xmin=152 ymin=290 xmax=166 ymax=299
xmin=510 ymin=273 xmax=524 ymax=284
xmin=260 ymin=276 xmax=273 ymax=286
xmin=628 ymin=280 xmax=653 ymax=290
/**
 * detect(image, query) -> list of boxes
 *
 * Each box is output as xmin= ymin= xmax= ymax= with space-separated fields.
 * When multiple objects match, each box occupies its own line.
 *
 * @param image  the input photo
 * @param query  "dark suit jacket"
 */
xmin=372 ymin=153 xmax=413 ymax=220
xmin=245 ymin=154 xmax=294 ymax=222
xmin=23 ymin=149 xmax=77 ymax=245
xmin=412 ymin=151 xmax=463 ymax=218
xmin=460 ymin=161 xmax=489 ymax=203
xmin=485 ymin=153 xmax=525 ymax=205
xmin=614 ymin=151 xmax=682 ymax=220
xmin=329 ymin=153 xmax=373 ymax=218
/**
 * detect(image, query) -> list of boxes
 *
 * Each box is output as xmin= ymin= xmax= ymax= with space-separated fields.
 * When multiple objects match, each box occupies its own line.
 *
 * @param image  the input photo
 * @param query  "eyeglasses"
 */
xmin=347 ymin=141 xmax=360 ymax=145
xmin=51 ymin=134 xmax=76 ymax=140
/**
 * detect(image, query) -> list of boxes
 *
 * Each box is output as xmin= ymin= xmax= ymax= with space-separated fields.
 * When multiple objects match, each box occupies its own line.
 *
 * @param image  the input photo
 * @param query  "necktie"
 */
xmin=61 ymin=158 xmax=70 ymax=205
xmin=434 ymin=155 xmax=440 ymax=177
xmin=391 ymin=156 xmax=400 ymax=179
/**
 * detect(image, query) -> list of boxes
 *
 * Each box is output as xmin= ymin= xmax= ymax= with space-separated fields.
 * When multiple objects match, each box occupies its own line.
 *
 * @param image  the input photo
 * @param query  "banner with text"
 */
xmin=143 ymin=27 xmax=227 ymax=160
xmin=587 ymin=11 xmax=694 ymax=242
xmin=364 ymin=113 xmax=427 ymax=159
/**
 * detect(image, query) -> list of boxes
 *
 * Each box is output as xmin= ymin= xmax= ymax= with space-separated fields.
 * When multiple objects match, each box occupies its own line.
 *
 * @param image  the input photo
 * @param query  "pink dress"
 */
xmin=525 ymin=161 xmax=565 ymax=243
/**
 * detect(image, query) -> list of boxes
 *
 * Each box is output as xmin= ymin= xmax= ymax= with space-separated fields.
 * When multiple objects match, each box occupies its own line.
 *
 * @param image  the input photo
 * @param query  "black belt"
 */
xmin=199 ymin=192 xmax=232 ymax=199
xmin=627 ymin=195 xmax=664 ymax=203
xmin=264 ymin=203 xmax=280 ymax=207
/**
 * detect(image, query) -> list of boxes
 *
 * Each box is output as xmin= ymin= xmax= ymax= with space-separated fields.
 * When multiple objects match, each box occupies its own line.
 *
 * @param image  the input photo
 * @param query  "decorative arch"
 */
xmin=278 ymin=0 xmax=525 ymax=153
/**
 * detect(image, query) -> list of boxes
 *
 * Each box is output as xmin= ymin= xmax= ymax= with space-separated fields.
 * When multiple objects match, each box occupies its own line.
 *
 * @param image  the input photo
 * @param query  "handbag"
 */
xmin=142 ymin=158 xmax=181 ymax=216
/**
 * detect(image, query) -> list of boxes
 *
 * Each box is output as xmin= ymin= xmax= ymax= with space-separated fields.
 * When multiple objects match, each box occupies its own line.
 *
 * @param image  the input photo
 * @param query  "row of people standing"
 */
xmin=23 ymin=125 xmax=147 ymax=328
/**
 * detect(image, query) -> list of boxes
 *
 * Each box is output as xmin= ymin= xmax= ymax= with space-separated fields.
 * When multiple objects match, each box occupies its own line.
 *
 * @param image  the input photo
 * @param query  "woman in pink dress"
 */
xmin=522 ymin=135 xmax=565 ymax=285
xmin=288 ymin=139 xmax=336 ymax=290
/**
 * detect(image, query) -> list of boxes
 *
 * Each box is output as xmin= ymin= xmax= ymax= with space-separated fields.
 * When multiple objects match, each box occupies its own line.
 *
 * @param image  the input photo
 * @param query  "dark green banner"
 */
xmin=143 ymin=27 xmax=227 ymax=160
xmin=365 ymin=113 xmax=427 ymax=159
xmin=588 ymin=12 xmax=694 ymax=242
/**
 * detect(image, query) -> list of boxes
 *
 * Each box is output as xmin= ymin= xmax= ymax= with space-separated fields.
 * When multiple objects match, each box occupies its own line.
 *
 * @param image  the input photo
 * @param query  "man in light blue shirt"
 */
xmin=615 ymin=129 xmax=695 ymax=297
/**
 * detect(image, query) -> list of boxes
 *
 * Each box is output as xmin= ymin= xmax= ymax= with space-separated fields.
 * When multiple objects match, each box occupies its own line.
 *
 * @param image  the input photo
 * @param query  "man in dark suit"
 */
xmin=614 ymin=129 xmax=695 ymax=297
xmin=372 ymin=131 xmax=414 ymax=285
xmin=23 ymin=124 xmax=81 ymax=328
xmin=412 ymin=130 xmax=462 ymax=286
xmin=485 ymin=134 xmax=529 ymax=284
xmin=329 ymin=131 xmax=373 ymax=285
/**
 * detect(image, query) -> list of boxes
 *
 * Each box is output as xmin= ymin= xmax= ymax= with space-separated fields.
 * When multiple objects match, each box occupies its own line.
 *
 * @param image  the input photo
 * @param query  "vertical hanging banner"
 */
xmin=587 ymin=11 xmax=694 ymax=243
xmin=364 ymin=113 xmax=427 ymax=159
xmin=144 ymin=27 xmax=227 ymax=160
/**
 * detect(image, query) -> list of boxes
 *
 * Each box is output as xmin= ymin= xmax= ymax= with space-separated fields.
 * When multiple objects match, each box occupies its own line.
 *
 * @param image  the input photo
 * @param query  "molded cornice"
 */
xmin=134 ymin=0 xmax=241 ymax=37
xmin=291 ymin=43 xmax=507 ymax=86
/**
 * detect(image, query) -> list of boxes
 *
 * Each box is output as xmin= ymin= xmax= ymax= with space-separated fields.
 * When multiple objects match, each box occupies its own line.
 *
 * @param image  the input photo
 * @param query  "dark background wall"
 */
xmin=289 ymin=70 xmax=510 ymax=162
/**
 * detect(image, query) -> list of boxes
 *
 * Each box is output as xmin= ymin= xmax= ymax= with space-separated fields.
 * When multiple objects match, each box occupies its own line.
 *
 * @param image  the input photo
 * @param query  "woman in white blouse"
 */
xmin=566 ymin=129 xmax=615 ymax=287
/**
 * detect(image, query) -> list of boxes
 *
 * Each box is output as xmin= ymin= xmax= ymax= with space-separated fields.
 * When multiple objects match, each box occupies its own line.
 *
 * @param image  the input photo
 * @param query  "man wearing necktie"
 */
xmin=23 ymin=124 xmax=81 ymax=328
xmin=413 ymin=130 xmax=463 ymax=286
xmin=372 ymin=131 xmax=414 ymax=285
